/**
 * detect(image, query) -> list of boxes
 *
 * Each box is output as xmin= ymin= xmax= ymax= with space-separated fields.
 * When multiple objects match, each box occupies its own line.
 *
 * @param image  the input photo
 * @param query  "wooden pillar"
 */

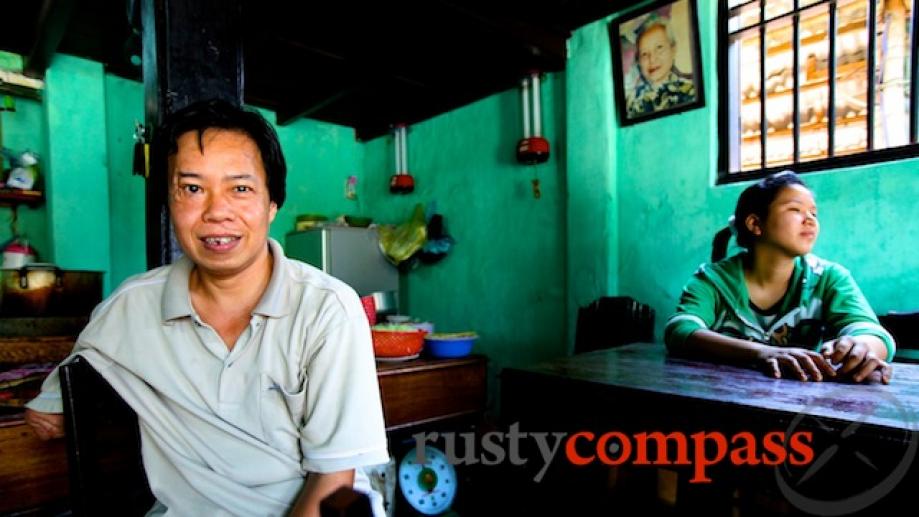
xmin=140 ymin=0 xmax=244 ymax=268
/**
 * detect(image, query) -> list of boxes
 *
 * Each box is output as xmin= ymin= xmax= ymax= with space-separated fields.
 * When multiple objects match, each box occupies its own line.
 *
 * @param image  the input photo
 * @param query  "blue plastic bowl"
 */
xmin=424 ymin=332 xmax=477 ymax=358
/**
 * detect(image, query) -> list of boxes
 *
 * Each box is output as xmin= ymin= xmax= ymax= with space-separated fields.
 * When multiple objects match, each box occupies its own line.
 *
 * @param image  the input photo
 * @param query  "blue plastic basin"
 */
xmin=424 ymin=333 xmax=477 ymax=358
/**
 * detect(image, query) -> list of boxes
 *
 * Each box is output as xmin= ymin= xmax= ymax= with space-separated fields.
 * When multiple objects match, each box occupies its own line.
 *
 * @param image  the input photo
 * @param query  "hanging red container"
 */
xmin=516 ymin=71 xmax=550 ymax=165
xmin=390 ymin=124 xmax=415 ymax=194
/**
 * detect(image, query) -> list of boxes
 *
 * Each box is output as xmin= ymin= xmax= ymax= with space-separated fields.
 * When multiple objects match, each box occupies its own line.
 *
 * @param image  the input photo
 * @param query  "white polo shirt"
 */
xmin=28 ymin=238 xmax=389 ymax=515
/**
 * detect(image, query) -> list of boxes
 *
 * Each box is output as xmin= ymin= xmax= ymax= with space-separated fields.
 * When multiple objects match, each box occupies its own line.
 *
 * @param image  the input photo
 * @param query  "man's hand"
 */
xmin=290 ymin=469 xmax=355 ymax=517
xmin=755 ymin=345 xmax=837 ymax=382
xmin=821 ymin=336 xmax=893 ymax=384
xmin=24 ymin=408 xmax=65 ymax=440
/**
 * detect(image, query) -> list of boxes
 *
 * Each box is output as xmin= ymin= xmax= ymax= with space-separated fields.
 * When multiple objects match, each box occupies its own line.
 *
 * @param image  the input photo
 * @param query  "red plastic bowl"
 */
xmin=371 ymin=329 xmax=426 ymax=357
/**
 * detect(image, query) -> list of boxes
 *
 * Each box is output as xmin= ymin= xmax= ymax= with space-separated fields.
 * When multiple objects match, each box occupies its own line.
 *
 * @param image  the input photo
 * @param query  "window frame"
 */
xmin=718 ymin=0 xmax=919 ymax=184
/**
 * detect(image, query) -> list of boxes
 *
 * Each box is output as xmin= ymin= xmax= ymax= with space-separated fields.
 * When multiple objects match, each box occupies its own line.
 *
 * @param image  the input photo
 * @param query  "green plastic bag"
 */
xmin=379 ymin=204 xmax=427 ymax=266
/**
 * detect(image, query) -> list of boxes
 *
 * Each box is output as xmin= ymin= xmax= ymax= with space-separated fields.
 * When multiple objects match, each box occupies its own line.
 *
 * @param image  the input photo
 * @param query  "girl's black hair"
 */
xmin=152 ymin=99 xmax=287 ymax=208
xmin=712 ymin=170 xmax=807 ymax=261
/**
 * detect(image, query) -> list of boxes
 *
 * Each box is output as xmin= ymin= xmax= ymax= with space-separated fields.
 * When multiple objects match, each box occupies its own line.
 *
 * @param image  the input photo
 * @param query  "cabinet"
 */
xmin=376 ymin=355 xmax=487 ymax=432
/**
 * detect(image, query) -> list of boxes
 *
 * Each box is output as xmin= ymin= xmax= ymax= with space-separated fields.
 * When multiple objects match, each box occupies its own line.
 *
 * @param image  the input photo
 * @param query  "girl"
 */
xmin=665 ymin=171 xmax=895 ymax=383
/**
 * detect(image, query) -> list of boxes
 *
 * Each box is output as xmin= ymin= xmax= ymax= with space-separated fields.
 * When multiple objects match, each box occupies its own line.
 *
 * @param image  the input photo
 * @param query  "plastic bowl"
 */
xmin=372 ymin=328 xmax=426 ymax=358
xmin=424 ymin=332 xmax=477 ymax=358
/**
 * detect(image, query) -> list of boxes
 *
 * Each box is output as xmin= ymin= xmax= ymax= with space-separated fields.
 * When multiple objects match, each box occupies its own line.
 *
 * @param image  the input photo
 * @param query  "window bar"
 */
xmin=866 ymin=0 xmax=877 ymax=150
xmin=828 ymin=1 xmax=837 ymax=156
xmin=760 ymin=0 xmax=767 ymax=169
xmin=793 ymin=4 xmax=801 ymax=163
xmin=911 ymin=0 xmax=919 ymax=143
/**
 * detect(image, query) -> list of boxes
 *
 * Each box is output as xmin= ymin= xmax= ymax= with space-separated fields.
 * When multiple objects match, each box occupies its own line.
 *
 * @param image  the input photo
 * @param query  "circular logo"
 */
xmin=776 ymin=387 xmax=919 ymax=516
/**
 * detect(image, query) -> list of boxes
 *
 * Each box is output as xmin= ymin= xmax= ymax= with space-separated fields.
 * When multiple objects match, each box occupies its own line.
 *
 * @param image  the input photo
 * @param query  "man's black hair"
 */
xmin=153 ymin=99 xmax=286 ymax=208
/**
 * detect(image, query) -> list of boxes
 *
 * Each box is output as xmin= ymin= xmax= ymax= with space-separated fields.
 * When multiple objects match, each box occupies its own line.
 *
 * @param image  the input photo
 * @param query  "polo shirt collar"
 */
xmin=253 ymin=238 xmax=290 ymax=318
xmin=161 ymin=238 xmax=291 ymax=322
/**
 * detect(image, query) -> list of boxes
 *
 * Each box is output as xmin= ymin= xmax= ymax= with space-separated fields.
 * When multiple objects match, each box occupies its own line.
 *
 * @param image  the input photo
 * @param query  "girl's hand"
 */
xmin=756 ymin=345 xmax=837 ymax=381
xmin=820 ymin=336 xmax=893 ymax=384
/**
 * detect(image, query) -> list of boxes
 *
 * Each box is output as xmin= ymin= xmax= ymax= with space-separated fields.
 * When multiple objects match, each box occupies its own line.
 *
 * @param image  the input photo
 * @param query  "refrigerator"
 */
xmin=284 ymin=227 xmax=399 ymax=297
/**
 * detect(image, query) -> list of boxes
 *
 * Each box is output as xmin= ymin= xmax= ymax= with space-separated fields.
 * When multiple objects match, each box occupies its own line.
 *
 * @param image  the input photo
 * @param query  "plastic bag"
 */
xmin=378 ymin=204 xmax=427 ymax=266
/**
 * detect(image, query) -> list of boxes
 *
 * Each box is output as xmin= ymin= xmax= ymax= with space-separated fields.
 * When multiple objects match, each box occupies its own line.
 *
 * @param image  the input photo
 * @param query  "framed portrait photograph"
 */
xmin=609 ymin=0 xmax=705 ymax=126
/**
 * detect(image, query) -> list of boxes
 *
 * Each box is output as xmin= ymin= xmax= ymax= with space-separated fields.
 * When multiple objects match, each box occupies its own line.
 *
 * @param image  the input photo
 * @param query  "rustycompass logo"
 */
xmin=777 ymin=387 xmax=919 ymax=516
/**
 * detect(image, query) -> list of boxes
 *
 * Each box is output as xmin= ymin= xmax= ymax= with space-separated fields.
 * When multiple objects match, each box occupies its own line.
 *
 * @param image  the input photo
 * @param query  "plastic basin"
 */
xmin=424 ymin=332 xmax=477 ymax=358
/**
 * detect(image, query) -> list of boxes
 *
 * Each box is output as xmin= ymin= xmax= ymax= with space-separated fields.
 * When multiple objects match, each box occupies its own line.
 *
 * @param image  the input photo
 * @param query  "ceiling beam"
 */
xmin=433 ymin=0 xmax=569 ymax=69
xmin=24 ymin=0 xmax=77 ymax=78
xmin=277 ymin=88 xmax=356 ymax=126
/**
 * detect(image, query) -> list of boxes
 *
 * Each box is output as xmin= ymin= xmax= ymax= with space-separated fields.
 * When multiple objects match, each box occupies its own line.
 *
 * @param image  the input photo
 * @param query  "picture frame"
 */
xmin=609 ymin=0 xmax=705 ymax=126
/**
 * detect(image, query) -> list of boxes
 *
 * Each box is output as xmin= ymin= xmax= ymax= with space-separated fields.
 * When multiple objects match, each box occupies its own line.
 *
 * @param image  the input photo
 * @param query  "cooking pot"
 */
xmin=0 ymin=264 xmax=103 ymax=317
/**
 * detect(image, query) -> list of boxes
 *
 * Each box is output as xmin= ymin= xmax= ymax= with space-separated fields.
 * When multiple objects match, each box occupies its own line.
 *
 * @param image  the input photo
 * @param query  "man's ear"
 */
xmin=745 ymin=214 xmax=762 ymax=236
xmin=268 ymin=202 xmax=278 ymax=223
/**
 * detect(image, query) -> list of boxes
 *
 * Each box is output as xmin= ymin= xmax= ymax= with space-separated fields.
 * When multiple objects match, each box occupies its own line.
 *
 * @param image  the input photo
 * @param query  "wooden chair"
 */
xmin=59 ymin=357 xmax=372 ymax=516
xmin=59 ymin=356 xmax=154 ymax=516
xmin=574 ymin=296 xmax=655 ymax=354
xmin=879 ymin=310 xmax=919 ymax=363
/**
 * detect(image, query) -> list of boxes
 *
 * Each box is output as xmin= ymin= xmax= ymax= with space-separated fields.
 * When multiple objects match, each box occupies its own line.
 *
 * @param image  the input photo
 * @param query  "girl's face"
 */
xmin=749 ymin=184 xmax=819 ymax=257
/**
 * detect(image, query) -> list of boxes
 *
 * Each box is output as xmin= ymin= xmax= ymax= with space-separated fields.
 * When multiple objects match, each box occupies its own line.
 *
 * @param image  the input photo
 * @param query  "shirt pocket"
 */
xmin=258 ymin=373 xmax=307 ymax=457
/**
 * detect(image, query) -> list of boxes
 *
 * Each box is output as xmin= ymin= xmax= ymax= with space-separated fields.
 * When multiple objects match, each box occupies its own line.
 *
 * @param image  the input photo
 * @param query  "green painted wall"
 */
xmin=0 ymin=95 xmax=49 ymax=259
xmin=565 ymin=22 xmax=619 ymax=350
xmin=42 ymin=55 xmax=113 ymax=292
xmin=103 ymin=74 xmax=147 ymax=289
xmin=267 ymin=112 xmax=367 ymax=242
xmin=361 ymin=77 xmax=568 ymax=395
xmin=568 ymin=2 xmax=919 ymax=342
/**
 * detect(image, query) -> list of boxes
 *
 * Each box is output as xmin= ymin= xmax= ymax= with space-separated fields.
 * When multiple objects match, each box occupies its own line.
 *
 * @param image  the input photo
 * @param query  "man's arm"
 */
xmin=289 ymin=470 xmax=355 ymax=517
xmin=24 ymin=408 xmax=64 ymax=440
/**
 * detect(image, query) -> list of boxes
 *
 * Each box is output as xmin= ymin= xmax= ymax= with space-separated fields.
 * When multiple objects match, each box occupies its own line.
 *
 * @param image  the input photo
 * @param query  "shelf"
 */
xmin=0 ymin=188 xmax=43 ymax=207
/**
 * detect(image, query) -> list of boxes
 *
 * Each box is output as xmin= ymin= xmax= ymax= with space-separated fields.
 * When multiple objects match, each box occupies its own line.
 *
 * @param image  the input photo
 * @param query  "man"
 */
xmin=25 ymin=99 xmax=389 ymax=516
xmin=626 ymin=14 xmax=696 ymax=118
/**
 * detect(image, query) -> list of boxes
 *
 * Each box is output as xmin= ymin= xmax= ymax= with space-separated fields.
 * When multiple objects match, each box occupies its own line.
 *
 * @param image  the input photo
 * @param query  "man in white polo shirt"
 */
xmin=25 ymin=99 xmax=389 ymax=516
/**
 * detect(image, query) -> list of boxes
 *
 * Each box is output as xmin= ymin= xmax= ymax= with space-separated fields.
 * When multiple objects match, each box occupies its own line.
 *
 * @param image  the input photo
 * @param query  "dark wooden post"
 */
xmin=140 ymin=0 xmax=244 ymax=268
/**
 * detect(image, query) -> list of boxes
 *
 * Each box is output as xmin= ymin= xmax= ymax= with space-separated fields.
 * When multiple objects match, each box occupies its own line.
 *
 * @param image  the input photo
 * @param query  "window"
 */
xmin=720 ymin=0 xmax=918 ymax=182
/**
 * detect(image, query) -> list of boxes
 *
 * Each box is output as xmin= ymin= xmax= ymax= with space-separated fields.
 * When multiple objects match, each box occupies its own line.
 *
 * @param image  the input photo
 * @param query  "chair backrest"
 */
xmin=574 ymin=296 xmax=655 ymax=354
xmin=878 ymin=311 xmax=919 ymax=362
xmin=59 ymin=357 xmax=154 ymax=516
xmin=59 ymin=358 xmax=374 ymax=516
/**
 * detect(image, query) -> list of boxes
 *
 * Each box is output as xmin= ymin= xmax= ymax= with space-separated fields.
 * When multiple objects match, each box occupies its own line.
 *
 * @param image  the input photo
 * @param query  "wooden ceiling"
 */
xmin=0 ymin=0 xmax=635 ymax=140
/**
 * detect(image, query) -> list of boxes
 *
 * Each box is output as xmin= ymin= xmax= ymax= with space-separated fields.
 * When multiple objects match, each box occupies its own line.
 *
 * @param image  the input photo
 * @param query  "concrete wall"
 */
xmin=361 ymin=77 xmax=569 ymax=399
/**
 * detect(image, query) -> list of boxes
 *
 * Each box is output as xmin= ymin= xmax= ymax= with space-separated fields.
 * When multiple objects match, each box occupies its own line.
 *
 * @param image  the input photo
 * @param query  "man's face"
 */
xmin=637 ymin=25 xmax=675 ymax=86
xmin=168 ymin=129 xmax=278 ymax=278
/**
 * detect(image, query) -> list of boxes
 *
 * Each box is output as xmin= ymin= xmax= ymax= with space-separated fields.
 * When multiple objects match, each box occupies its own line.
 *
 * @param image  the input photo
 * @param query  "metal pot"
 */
xmin=0 ymin=264 xmax=103 ymax=317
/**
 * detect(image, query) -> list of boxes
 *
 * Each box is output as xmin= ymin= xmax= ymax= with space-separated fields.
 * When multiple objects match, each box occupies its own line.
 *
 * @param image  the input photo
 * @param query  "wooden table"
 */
xmin=0 ymin=336 xmax=75 ymax=514
xmin=500 ymin=343 xmax=919 ymax=516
